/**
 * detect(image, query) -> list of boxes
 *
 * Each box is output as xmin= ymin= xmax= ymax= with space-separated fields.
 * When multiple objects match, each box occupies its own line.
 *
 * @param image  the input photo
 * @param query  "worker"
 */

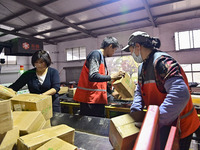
xmin=74 ymin=36 xmax=125 ymax=117
xmin=122 ymin=31 xmax=200 ymax=150
xmin=9 ymin=50 xmax=61 ymax=112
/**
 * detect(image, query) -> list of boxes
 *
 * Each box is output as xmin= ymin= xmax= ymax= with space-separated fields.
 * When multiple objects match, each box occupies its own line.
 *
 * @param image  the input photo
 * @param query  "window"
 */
xmin=66 ymin=46 xmax=86 ymax=61
xmin=181 ymin=63 xmax=200 ymax=83
xmin=175 ymin=29 xmax=200 ymax=51
xmin=0 ymin=48 xmax=16 ymax=64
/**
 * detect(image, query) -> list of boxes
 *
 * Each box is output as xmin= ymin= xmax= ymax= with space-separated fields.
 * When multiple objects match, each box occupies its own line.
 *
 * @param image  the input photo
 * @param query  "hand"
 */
xmin=134 ymin=122 xmax=143 ymax=128
xmin=112 ymin=91 xmax=119 ymax=99
xmin=111 ymin=71 xmax=125 ymax=81
xmin=7 ymin=88 xmax=16 ymax=96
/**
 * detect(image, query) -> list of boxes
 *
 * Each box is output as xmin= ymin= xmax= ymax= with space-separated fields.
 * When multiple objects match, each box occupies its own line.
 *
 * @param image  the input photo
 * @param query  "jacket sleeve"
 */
xmin=8 ymin=71 xmax=30 ymax=91
xmin=130 ymin=83 xmax=144 ymax=112
xmin=87 ymin=51 xmax=111 ymax=82
xmin=159 ymin=77 xmax=190 ymax=127
xmin=50 ymin=68 xmax=60 ymax=93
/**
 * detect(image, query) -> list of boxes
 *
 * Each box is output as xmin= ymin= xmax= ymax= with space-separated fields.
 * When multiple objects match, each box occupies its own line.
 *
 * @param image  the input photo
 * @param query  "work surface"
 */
xmin=51 ymin=112 xmax=113 ymax=150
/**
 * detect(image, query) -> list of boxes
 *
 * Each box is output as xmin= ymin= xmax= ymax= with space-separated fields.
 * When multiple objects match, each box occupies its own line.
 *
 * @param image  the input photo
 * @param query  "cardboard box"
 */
xmin=68 ymin=88 xmax=76 ymax=98
xmin=42 ymin=119 xmax=51 ymax=129
xmin=109 ymin=114 xmax=140 ymax=150
xmin=36 ymin=138 xmax=77 ymax=150
xmin=0 ymin=85 xmax=16 ymax=100
xmin=13 ymin=111 xmax=46 ymax=136
xmin=17 ymin=124 xmax=75 ymax=150
xmin=0 ymin=127 xmax=19 ymax=150
xmin=58 ymin=87 xmax=69 ymax=95
xmin=0 ymin=100 xmax=13 ymax=134
xmin=11 ymin=93 xmax=52 ymax=120
xmin=113 ymin=73 xmax=136 ymax=99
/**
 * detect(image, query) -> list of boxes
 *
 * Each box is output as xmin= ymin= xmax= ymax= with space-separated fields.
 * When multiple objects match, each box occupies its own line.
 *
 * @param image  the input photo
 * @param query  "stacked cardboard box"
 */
xmin=0 ymin=100 xmax=13 ymax=134
xmin=13 ymin=111 xmax=46 ymax=136
xmin=0 ymin=127 xmax=19 ymax=150
xmin=36 ymin=138 xmax=77 ymax=150
xmin=18 ymin=124 xmax=75 ymax=150
xmin=0 ymin=99 xmax=18 ymax=150
xmin=10 ymin=93 xmax=52 ymax=120
xmin=0 ymin=87 xmax=78 ymax=149
xmin=42 ymin=119 xmax=51 ymax=129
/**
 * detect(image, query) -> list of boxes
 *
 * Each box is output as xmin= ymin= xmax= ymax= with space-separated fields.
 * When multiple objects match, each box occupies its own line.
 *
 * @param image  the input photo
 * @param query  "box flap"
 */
xmin=111 ymin=114 xmax=134 ymax=127
xmin=19 ymin=124 xmax=75 ymax=147
xmin=13 ymin=111 xmax=46 ymax=135
xmin=36 ymin=138 xmax=77 ymax=150
xmin=11 ymin=94 xmax=51 ymax=102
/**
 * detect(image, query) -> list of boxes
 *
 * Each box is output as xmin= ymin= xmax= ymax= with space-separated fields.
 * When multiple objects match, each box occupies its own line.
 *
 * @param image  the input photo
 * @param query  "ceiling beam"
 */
xmin=54 ymin=5 xmax=200 ymax=42
xmin=45 ymin=32 xmax=81 ymax=40
xmin=0 ymin=28 xmax=55 ymax=45
xmin=13 ymin=0 xmax=121 ymax=36
xmin=31 ymin=26 xmax=67 ymax=36
xmin=55 ymin=35 xmax=91 ymax=43
xmin=5 ymin=0 xmax=180 ymax=38
xmin=24 ymin=0 xmax=181 ymax=37
xmin=89 ymin=6 xmax=200 ymax=32
xmin=0 ymin=0 xmax=57 ymax=24
xmin=0 ymin=0 xmax=57 ymax=38
xmin=141 ymin=0 xmax=157 ymax=27
xmin=2 ymin=0 xmax=188 ymax=43
xmin=13 ymin=0 xmax=97 ymax=38
xmin=60 ymin=0 xmax=120 ymax=17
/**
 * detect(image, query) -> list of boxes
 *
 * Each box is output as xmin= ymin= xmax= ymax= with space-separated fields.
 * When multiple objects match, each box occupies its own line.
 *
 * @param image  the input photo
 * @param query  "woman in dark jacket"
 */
xmin=9 ymin=50 xmax=61 ymax=112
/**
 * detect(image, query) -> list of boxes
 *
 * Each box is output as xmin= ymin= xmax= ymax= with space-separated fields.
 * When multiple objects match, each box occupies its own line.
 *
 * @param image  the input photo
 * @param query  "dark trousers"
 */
xmin=53 ymin=97 xmax=61 ymax=112
xmin=160 ymin=125 xmax=199 ymax=150
xmin=80 ymin=102 xmax=105 ymax=117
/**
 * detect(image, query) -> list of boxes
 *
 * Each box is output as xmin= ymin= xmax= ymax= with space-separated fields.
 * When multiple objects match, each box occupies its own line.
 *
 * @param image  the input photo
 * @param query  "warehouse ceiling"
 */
xmin=0 ymin=0 xmax=199 ymax=45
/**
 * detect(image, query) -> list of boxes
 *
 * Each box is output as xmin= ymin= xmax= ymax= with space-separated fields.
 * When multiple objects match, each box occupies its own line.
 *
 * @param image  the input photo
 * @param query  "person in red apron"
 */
xmin=74 ymin=36 xmax=125 ymax=117
xmin=122 ymin=31 xmax=200 ymax=150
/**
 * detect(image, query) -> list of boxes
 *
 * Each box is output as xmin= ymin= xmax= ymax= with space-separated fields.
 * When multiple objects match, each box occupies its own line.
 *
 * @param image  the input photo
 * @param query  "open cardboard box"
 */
xmin=113 ymin=73 xmax=136 ymax=100
xmin=109 ymin=111 xmax=145 ymax=150
xmin=11 ymin=93 xmax=52 ymax=120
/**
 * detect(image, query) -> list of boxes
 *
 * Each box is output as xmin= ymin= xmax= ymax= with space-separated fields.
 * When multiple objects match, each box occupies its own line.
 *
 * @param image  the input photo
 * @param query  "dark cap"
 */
xmin=122 ymin=31 xmax=151 ymax=52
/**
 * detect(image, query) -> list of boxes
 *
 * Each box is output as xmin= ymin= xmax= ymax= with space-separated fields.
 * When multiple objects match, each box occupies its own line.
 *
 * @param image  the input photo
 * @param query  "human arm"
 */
xmin=155 ymin=56 xmax=190 ymax=126
xmin=159 ymin=77 xmax=190 ymax=126
xmin=8 ymin=70 xmax=32 ymax=91
xmin=42 ymin=68 xmax=60 ymax=95
xmin=42 ymin=88 xmax=56 ymax=95
xmin=87 ymin=51 xmax=112 ymax=82
xmin=130 ymin=83 xmax=145 ymax=128
xmin=130 ymin=83 xmax=144 ymax=113
xmin=87 ymin=51 xmax=124 ymax=82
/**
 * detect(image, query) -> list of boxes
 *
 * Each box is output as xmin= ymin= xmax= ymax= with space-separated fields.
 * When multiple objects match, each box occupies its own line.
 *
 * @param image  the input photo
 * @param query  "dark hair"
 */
xmin=31 ymin=50 xmax=51 ymax=67
xmin=140 ymin=37 xmax=161 ymax=49
xmin=128 ymin=31 xmax=161 ymax=49
xmin=100 ymin=36 xmax=119 ymax=49
xmin=151 ymin=37 xmax=161 ymax=49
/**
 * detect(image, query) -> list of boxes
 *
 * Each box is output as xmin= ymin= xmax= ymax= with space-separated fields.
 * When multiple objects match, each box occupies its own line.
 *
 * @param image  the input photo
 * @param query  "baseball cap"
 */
xmin=122 ymin=31 xmax=151 ymax=52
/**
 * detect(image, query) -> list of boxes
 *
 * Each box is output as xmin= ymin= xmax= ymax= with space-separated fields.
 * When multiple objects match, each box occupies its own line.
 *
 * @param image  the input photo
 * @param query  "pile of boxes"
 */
xmin=0 ymin=84 xmax=145 ymax=150
xmin=0 ymin=86 xmax=77 ymax=150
